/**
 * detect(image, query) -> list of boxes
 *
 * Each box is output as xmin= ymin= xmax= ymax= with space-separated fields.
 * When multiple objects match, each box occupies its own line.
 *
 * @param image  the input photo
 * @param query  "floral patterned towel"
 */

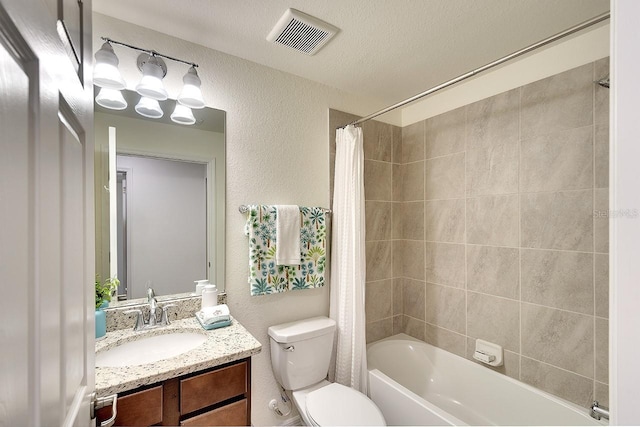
xmin=245 ymin=205 xmax=327 ymax=296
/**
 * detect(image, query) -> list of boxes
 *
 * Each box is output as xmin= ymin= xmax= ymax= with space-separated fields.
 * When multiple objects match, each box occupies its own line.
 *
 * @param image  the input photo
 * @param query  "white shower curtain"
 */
xmin=329 ymin=124 xmax=368 ymax=393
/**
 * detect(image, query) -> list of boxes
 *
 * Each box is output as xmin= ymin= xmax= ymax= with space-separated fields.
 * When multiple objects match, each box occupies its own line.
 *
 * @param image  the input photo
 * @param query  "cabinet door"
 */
xmin=97 ymin=385 xmax=163 ymax=426
xmin=180 ymin=399 xmax=248 ymax=427
xmin=180 ymin=361 xmax=247 ymax=414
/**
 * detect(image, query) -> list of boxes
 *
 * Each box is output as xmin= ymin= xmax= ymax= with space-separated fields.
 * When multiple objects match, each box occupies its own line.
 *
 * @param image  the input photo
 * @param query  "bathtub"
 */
xmin=367 ymin=334 xmax=606 ymax=426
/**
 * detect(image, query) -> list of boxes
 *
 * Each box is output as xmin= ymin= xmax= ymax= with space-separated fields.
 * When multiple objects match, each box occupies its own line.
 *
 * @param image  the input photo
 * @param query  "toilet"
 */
xmin=268 ymin=316 xmax=386 ymax=426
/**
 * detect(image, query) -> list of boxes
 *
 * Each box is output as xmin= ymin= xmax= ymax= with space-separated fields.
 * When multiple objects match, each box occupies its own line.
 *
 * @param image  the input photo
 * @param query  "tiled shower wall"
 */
xmin=329 ymin=57 xmax=609 ymax=409
xmin=395 ymin=59 xmax=610 ymax=408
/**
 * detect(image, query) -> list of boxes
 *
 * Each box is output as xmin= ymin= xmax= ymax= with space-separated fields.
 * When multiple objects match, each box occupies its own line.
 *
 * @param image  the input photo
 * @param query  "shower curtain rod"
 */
xmin=340 ymin=11 xmax=610 ymax=128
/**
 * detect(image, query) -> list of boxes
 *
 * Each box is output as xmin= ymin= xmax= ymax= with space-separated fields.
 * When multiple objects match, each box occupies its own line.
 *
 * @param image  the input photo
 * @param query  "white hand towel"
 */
xmin=276 ymin=205 xmax=301 ymax=265
xmin=198 ymin=304 xmax=230 ymax=325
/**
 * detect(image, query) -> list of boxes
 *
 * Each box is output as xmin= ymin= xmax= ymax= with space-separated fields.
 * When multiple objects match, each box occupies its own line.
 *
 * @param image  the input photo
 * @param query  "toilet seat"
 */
xmin=304 ymin=383 xmax=386 ymax=426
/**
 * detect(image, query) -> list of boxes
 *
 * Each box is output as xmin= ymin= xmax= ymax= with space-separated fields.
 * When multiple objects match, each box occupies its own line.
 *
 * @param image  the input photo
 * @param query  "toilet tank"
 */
xmin=268 ymin=316 xmax=336 ymax=391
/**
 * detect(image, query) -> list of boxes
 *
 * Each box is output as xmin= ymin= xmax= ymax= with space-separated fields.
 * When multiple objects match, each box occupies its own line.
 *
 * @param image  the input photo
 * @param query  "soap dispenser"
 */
xmin=201 ymin=284 xmax=218 ymax=309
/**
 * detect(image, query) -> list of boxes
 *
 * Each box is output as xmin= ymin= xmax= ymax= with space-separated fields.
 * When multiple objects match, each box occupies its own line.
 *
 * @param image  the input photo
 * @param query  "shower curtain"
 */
xmin=329 ymin=124 xmax=368 ymax=393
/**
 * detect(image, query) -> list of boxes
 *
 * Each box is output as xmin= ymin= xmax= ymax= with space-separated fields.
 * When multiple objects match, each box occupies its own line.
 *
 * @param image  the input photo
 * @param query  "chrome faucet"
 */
xmin=590 ymin=401 xmax=609 ymax=421
xmin=124 ymin=287 xmax=177 ymax=331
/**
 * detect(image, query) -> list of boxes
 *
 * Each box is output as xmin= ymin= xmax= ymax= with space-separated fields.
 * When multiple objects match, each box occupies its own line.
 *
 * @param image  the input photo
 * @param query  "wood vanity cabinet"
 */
xmin=97 ymin=358 xmax=251 ymax=426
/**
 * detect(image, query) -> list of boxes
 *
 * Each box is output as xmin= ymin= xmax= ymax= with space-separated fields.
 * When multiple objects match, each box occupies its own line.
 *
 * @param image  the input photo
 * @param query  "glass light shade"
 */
xmin=170 ymin=104 xmax=196 ymax=125
xmin=135 ymin=97 xmax=163 ymax=119
xmin=95 ymin=88 xmax=127 ymax=110
xmin=135 ymin=56 xmax=168 ymax=100
xmin=94 ymin=42 xmax=126 ymax=90
xmin=177 ymin=66 xmax=205 ymax=109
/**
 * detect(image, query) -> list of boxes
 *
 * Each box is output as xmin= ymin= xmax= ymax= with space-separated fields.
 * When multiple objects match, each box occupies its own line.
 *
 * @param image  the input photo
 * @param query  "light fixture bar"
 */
xmin=101 ymin=37 xmax=199 ymax=68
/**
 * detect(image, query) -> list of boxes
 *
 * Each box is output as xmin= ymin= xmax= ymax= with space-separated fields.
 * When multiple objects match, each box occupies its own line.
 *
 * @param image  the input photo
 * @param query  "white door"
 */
xmin=0 ymin=1 xmax=95 ymax=426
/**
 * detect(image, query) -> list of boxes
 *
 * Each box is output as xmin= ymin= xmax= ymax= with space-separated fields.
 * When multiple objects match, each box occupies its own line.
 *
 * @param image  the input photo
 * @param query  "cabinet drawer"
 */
xmin=180 ymin=361 xmax=247 ymax=414
xmin=114 ymin=385 xmax=163 ymax=426
xmin=180 ymin=399 xmax=248 ymax=426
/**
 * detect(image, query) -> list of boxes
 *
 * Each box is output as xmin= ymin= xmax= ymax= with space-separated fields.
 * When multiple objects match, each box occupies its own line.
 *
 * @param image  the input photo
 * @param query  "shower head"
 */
xmin=597 ymin=76 xmax=610 ymax=89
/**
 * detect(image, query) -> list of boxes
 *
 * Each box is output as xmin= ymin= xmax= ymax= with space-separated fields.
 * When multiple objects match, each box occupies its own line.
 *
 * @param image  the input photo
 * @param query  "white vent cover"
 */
xmin=267 ymin=8 xmax=339 ymax=56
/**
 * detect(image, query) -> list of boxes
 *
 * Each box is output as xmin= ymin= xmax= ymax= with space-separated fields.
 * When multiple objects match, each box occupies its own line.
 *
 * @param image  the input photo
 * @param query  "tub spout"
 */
xmin=590 ymin=401 xmax=609 ymax=421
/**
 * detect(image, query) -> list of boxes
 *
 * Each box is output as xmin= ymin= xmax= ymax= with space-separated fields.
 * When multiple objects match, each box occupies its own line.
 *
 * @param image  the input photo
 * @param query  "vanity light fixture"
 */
xmin=135 ymin=54 xmax=169 ymax=100
xmin=170 ymin=103 xmax=196 ymax=125
xmin=95 ymin=87 xmax=128 ymax=110
xmin=177 ymin=66 xmax=205 ymax=109
xmin=135 ymin=96 xmax=164 ymax=119
xmin=94 ymin=37 xmax=206 ymax=124
xmin=93 ymin=42 xmax=127 ymax=90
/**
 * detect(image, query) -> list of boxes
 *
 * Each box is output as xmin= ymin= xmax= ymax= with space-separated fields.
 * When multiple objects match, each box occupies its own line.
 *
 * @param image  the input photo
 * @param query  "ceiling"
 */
xmin=93 ymin=0 xmax=610 ymax=106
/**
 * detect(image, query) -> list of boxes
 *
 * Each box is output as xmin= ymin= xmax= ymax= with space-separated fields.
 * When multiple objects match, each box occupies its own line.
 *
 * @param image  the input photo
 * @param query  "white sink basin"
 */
xmin=96 ymin=332 xmax=207 ymax=367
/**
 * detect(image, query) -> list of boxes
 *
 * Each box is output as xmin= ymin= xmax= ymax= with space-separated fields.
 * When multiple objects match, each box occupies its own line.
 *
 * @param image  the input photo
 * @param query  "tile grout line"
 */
xmin=592 ymin=61 xmax=598 ymax=399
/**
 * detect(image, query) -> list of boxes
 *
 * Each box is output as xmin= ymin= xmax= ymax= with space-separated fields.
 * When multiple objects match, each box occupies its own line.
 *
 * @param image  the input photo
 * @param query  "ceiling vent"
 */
xmin=267 ymin=8 xmax=339 ymax=56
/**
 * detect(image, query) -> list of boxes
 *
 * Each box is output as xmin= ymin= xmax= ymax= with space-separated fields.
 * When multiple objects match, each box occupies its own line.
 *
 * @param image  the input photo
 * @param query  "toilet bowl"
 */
xmin=292 ymin=380 xmax=385 ymax=426
xmin=268 ymin=316 xmax=386 ymax=426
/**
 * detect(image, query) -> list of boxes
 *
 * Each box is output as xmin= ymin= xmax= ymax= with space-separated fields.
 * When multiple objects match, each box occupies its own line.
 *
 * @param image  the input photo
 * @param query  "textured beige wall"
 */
xmin=389 ymin=59 xmax=610 ymax=408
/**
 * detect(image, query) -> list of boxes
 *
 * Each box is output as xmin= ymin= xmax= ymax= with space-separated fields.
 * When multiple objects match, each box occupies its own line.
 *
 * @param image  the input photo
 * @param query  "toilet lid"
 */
xmin=305 ymin=383 xmax=386 ymax=426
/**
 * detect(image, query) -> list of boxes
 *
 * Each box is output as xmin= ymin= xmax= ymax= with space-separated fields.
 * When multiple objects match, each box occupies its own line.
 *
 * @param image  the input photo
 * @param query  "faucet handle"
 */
xmin=160 ymin=304 xmax=178 ymax=325
xmin=124 ymin=309 xmax=144 ymax=331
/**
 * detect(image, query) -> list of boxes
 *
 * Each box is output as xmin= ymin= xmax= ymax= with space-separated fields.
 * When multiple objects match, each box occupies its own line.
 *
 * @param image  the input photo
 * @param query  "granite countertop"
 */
xmin=95 ymin=316 xmax=262 ymax=397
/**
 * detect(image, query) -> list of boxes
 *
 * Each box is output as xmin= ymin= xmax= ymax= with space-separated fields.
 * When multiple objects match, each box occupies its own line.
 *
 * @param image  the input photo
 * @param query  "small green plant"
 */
xmin=95 ymin=276 xmax=120 ymax=309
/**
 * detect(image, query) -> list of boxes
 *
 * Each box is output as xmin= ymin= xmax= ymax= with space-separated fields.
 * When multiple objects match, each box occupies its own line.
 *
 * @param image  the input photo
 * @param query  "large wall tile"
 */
xmin=521 ymin=357 xmax=594 ymax=407
xmin=366 ymin=240 xmax=392 ymax=282
xmin=404 ymin=161 xmax=425 ymax=202
xmin=596 ymin=318 xmax=608 ymax=384
xmin=467 ymin=194 xmax=519 ymax=247
xmin=521 ymin=63 xmax=594 ymax=138
xmin=425 ymin=153 xmax=465 ymax=200
xmin=363 ymin=120 xmax=392 ymax=162
xmin=467 ymin=292 xmax=520 ymax=352
xmin=521 ymin=249 xmax=594 ymax=314
xmin=393 ymin=278 xmax=403 ymax=315
xmin=466 ymin=141 xmax=519 ymax=197
xmin=467 ymin=245 xmax=519 ymax=299
xmin=595 ymin=123 xmax=609 ymax=188
xmin=393 ymin=315 xmax=403 ymax=335
xmin=391 ymin=202 xmax=402 ymax=239
xmin=403 ymin=279 xmax=426 ymax=320
xmin=364 ymin=160 xmax=391 ymax=201
xmin=366 ymin=318 xmax=393 ymax=343
xmin=425 ymin=242 xmax=465 ymax=287
xmin=426 ymin=323 xmax=466 ymax=357
xmin=521 ymin=303 xmax=593 ymax=377
xmin=402 ymin=201 xmax=424 ymax=240
xmin=595 ymin=253 xmax=609 ymax=318
xmin=595 ymin=382 xmax=609 ymax=408
xmin=392 ymin=240 xmax=403 ymax=278
xmin=365 ymin=280 xmax=392 ymax=322
xmin=392 ymin=125 xmax=402 ymax=164
xmin=594 ymin=57 xmax=609 ymax=126
xmin=594 ymin=188 xmax=609 ymax=253
xmin=466 ymin=88 xmax=520 ymax=151
xmin=392 ymin=164 xmax=403 ymax=202
xmin=403 ymin=240 xmax=425 ymax=280
xmin=403 ymin=316 xmax=426 ymax=341
xmin=521 ymin=190 xmax=593 ymax=251
xmin=424 ymin=283 xmax=466 ymax=334
xmin=365 ymin=201 xmax=391 ymax=241
xmin=425 ymin=107 xmax=466 ymax=159
xmin=520 ymin=126 xmax=593 ymax=192
xmin=425 ymin=199 xmax=465 ymax=243
xmin=402 ymin=120 xmax=425 ymax=163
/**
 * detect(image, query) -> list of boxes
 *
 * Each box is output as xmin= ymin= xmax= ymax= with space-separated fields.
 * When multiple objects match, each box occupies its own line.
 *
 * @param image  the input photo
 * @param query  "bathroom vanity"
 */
xmin=95 ymin=316 xmax=261 ymax=426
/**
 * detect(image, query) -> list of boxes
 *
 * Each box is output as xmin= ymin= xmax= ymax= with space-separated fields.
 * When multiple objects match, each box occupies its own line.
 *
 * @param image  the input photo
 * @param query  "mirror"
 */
xmin=94 ymin=89 xmax=225 ymax=303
